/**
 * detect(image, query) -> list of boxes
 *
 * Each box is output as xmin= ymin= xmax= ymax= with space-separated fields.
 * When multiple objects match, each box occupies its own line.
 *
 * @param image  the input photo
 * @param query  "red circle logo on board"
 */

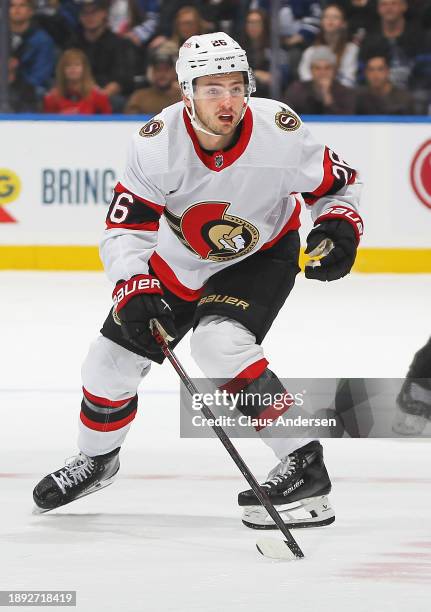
xmin=410 ymin=140 xmax=431 ymax=209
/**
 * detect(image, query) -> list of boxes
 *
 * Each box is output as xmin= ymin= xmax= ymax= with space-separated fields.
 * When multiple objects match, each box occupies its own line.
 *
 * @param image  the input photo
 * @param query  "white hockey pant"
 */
xmin=79 ymin=316 xmax=306 ymax=459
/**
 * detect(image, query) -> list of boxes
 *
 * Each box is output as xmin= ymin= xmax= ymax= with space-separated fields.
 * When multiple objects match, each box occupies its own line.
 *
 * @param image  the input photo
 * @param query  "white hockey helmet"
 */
xmin=176 ymin=32 xmax=256 ymax=97
xmin=176 ymin=32 xmax=256 ymax=136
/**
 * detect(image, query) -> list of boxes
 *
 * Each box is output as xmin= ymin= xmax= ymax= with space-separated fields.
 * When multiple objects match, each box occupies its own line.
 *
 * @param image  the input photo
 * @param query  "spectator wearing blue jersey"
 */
xmin=279 ymin=0 xmax=322 ymax=82
xmin=238 ymin=0 xmax=322 ymax=46
xmin=9 ymin=0 xmax=56 ymax=96
xmin=109 ymin=0 xmax=160 ymax=47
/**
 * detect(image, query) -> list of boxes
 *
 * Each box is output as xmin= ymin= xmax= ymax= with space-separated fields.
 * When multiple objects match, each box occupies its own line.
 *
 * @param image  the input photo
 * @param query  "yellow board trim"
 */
xmin=0 ymin=246 xmax=103 ymax=271
xmin=299 ymin=248 xmax=431 ymax=274
xmin=1 ymin=246 xmax=431 ymax=273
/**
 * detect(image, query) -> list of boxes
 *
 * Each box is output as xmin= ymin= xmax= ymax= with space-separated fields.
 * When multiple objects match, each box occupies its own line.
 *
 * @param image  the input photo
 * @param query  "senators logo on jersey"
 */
xmin=139 ymin=119 xmax=164 ymax=137
xmin=275 ymin=109 xmax=301 ymax=132
xmin=164 ymin=202 xmax=259 ymax=262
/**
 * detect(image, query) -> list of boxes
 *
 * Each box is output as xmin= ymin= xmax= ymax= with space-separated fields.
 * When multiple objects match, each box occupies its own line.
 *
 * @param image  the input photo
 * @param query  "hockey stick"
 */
xmin=150 ymin=319 xmax=304 ymax=560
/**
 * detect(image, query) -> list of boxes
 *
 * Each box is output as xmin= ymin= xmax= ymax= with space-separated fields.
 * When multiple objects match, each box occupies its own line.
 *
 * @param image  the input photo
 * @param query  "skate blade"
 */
xmin=256 ymin=537 xmax=303 ymax=561
xmin=32 ymin=470 xmax=118 ymax=514
xmin=242 ymin=495 xmax=335 ymax=530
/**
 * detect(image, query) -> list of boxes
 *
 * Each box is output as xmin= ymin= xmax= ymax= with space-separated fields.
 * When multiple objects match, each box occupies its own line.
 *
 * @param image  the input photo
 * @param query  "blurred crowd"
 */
xmin=6 ymin=0 xmax=431 ymax=115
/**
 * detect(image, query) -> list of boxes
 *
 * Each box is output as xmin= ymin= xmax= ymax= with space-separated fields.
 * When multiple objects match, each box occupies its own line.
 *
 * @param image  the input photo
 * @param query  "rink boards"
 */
xmin=0 ymin=115 xmax=430 ymax=272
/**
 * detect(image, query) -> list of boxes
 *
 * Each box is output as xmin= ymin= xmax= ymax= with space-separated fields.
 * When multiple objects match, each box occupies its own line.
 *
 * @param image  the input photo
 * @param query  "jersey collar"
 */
xmin=183 ymin=106 xmax=253 ymax=172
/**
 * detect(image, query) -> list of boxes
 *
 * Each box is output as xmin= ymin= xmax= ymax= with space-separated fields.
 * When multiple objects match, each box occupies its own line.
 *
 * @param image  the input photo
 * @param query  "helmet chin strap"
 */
xmin=185 ymin=93 xmax=251 ymax=138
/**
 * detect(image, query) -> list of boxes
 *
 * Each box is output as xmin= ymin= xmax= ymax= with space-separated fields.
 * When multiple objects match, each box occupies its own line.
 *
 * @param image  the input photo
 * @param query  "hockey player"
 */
xmin=33 ymin=32 xmax=363 ymax=529
xmin=393 ymin=337 xmax=431 ymax=436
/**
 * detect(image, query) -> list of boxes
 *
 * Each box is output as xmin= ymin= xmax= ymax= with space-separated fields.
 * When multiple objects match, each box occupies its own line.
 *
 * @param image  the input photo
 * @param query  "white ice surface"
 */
xmin=1 ymin=272 xmax=431 ymax=612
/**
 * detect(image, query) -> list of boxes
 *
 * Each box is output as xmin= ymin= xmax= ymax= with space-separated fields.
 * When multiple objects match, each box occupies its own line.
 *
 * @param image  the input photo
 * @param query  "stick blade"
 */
xmin=256 ymin=537 xmax=303 ymax=561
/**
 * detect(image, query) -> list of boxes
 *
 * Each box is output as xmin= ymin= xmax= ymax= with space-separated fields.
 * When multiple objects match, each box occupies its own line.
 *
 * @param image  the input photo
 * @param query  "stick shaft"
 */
xmin=151 ymin=322 xmax=304 ymax=558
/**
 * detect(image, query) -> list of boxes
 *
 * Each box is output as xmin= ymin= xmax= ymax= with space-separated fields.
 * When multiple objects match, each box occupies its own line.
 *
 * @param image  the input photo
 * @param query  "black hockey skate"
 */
xmin=33 ymin=448 xmax=120 ymax=512
xmin=392 ymin=379 xmax=431 ymax=436
xmin=238 ymin=441 xmax=335 ymax=529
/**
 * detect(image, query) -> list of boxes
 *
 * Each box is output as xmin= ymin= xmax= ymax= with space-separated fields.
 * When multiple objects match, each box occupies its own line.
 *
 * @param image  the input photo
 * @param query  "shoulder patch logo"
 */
xmin=139 ymin=119 xmax=164 ymax=138
xmin=275 ymin=110 xmax=301 ymax=132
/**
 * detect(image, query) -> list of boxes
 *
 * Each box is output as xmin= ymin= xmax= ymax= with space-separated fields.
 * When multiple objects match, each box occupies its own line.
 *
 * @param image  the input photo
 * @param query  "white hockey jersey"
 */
xmin=101 ymin=97 xmax=363 ymax=300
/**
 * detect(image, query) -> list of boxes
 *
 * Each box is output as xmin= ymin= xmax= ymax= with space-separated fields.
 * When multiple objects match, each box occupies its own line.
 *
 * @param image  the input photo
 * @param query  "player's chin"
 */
xmin=216 ymin=118 xmax=238 ymax=133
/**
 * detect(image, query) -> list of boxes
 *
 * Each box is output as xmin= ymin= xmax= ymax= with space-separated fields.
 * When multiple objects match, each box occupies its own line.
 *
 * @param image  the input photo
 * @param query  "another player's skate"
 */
xmin=33 ymin=448 xmax=120 ymax=513
xmin=238 ymin=441 xmax=335 ymax=529
xmin=392 ymin=379 xmax=431 ymax=436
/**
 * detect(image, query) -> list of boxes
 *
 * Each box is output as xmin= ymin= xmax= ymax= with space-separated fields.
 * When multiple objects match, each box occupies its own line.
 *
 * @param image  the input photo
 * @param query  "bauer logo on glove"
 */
xmin=113 ymin=276 xmax=162 ymax=310
xmin=112 ymin=274 xmax=177 ymax=353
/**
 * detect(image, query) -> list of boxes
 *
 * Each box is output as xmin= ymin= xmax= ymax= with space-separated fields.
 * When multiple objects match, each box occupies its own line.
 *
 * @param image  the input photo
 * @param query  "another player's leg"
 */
xmin=393 ymin=337 xmax=431 ymax=435
xmin=191 ymin=315 xmax=335 ymax=529
xmin=33 ymin=336 xmax=151 ymax=512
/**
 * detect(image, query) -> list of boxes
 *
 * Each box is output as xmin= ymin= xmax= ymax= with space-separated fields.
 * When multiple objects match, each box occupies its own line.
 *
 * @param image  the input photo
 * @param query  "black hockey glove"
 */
xmin=112 ymin=274 xmax=177 ymax=353
xmin=305 ymin=218 xmax=358 ymax=282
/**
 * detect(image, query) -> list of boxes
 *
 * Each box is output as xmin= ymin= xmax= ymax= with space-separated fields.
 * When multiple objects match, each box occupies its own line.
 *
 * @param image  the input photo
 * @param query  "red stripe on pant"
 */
xmin=220 ymin=358 xmax=269 ymax=394
xmin=80 ymin=408 xmax=138 ymax=432
xmin=82 ymin=387 xmax=134 ymax=408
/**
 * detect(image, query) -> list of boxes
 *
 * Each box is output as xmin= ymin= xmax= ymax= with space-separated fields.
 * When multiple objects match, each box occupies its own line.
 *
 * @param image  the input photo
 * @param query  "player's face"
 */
xmin=191 ymin=73 xmax=246 ymax=136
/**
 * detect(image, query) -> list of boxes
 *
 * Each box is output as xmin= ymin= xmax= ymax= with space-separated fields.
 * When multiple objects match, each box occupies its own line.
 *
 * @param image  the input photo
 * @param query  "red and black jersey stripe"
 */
xmin=105 ymin=182 xmax=164 ymax=231
xmin=303 ymin=147 xmax=357 ymax=206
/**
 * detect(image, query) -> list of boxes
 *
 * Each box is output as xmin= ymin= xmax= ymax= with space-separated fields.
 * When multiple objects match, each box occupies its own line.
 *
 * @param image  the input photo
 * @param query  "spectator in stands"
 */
xmin=356 ymin=53 xmax=415 ymax=113
xmin=360 ymin=0 xmax=427 ymax=89
xmin=407 ymin=0 xmax=431 ymax=29
xmin=69 ymin=0 xmax=136 ymax=109
xmin=8 ymin=56 xmax=39 ymax=112
xmin=299 ymin=4 xmax=359 ymax=87
xmin=279 ymin=0 xmax=322 ymax=81
xmin=147 ymin=4 xmax=206 ymax=52
xmin=170 ymin=5 xmax=205 ymax=46
xmin=124 ymin=43 xmax=181 ymax=114
xmin=285 ymin=45 xmax=356 ymax=114
xmin=33 ymin=0 xmax=75 ymax=47
xmin=9 ymin=0 xmax=56 ymax=96
xmin=152 ymin=1 xmax=221 ymax=43
xmin=337 ymin=0 xmax=378 ymax=45
xmin=238 ymin=9 xmax=273 ymax=98
xmin=43 ymin=48 xmax=112 ymax=114
xmin=109 ymin=0 xmax=160 ymax=47
xmin=280 ymin=0 xmax=322 ymax=47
